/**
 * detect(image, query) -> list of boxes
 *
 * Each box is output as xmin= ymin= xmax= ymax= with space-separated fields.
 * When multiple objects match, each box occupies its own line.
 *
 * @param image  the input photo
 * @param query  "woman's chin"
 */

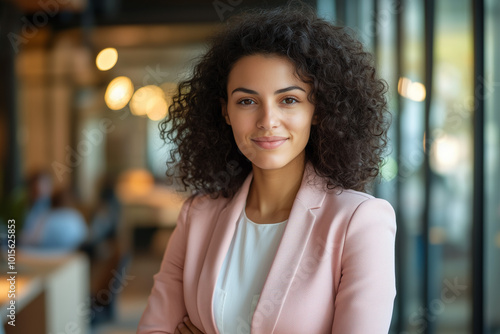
xmin=251 ymin=160 xmax=286 ymax=171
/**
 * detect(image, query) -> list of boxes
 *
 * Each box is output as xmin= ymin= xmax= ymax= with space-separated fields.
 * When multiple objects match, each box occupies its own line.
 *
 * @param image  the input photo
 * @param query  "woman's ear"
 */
xmin=221 ymin=99 xmax=231 ymax=125
xmin=312 ymin=113 xmax=318 ymax=125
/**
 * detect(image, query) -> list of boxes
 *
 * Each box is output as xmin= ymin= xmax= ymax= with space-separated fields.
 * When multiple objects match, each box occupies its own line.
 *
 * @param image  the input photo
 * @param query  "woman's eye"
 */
xmin=282 ymin=97 xmax=298 ymax=104
xmin=238 ymin=99 xmax=255 ymax=105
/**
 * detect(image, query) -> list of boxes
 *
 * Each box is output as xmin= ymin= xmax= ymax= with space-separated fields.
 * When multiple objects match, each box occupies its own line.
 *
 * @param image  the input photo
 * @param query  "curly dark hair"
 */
xmin=159 ymin=2 xmax=390 ymax=198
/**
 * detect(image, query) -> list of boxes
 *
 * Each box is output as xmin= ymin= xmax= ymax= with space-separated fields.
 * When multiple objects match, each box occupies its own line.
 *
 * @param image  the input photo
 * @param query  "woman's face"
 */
xmin=223 ymin=54 xmax=316 ymax=171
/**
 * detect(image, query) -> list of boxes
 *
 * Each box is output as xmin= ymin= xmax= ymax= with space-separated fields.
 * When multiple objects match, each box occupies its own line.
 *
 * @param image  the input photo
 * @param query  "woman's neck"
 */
xmin=245 ymin=155 xmax=306 ymax=224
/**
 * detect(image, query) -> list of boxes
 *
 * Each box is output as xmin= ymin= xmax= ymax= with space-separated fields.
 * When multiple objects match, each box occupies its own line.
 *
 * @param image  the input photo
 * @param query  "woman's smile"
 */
xmin=251 ymin=136 xmax=289 ymax=149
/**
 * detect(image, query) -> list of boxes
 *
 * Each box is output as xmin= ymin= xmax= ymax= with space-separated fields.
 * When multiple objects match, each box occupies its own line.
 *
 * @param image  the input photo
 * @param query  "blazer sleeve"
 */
xmin=137 ymin=196 xmax=194 ymax=334
xmin=331 ymin=198 xmax=397 ymax=334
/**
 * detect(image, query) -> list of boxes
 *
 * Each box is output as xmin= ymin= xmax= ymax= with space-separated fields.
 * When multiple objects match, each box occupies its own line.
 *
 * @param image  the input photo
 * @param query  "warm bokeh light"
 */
xmin=398 ymin=77 xmax=426 ymax=102
xmin=115 ymin=169 xmax=155 ymax=201
xmin=146 ymin=95 xmax=168 ymax=121
xmin=96 ymin=47 xmax=118 ymax=71
xmin=104 ymin=76 xmax=134 ymax=110
xmin=130 ymin=85 xmax=166 ymax=117
xmin=430 ymin=134 xmax=462 ymax=174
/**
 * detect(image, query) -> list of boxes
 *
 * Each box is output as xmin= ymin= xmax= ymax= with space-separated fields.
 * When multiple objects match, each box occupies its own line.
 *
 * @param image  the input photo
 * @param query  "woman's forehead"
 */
xmin=227 ymin=54 xmax=310 ymax=92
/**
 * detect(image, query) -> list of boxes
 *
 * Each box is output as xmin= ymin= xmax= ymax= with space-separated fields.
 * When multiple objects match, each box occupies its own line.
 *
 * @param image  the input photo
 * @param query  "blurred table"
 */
xmin=0 ymin=251 xmax=90 ymax=334
xmin=117 ymin=186 xmax=187 ymax=254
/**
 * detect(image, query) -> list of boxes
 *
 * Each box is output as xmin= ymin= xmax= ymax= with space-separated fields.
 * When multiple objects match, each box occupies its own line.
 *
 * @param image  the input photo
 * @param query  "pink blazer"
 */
xmin=138 ymin=162 xmax=397 ymax=334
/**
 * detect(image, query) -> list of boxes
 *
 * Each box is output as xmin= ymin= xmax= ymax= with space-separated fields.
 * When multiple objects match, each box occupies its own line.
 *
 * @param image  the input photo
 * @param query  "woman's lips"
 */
xmin=251 ymin=137 xmax=288 ymax=149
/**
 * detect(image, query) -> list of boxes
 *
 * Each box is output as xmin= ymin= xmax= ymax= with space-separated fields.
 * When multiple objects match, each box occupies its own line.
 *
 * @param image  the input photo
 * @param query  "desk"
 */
xmin=1 ymin=252 xmax=90 ymax=334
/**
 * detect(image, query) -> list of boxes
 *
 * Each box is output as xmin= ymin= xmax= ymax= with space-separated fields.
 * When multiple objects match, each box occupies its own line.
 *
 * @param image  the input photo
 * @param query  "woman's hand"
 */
xmin=174 ymin=316 xmax=204 ymax=334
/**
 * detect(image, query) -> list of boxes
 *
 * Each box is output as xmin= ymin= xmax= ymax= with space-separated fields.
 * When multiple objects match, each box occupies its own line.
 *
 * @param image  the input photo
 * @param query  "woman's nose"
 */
xmin=256 ymin=103 xmax=280 ymax=129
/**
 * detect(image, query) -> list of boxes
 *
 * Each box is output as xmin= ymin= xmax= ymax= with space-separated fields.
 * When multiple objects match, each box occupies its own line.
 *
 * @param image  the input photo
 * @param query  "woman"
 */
xmin=138 ymin=3 xmax=396 ymax=334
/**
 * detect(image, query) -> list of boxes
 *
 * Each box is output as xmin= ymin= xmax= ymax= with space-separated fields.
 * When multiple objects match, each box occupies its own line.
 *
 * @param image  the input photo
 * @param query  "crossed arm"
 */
xmin=174 ymin=317 xmax=203 ymax=334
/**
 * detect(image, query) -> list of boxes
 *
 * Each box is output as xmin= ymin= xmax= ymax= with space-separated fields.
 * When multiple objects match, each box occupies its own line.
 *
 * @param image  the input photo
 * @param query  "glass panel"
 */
xmin=397 ymin=0 xmax=426 ymax=332
xmin=375 ymin=0 xmax=398 ymax=204
xmin=485 ymin=0 xmax=500 ymax=333
xmin=317 ymin=0 xmax=336 ymax=22
xmin=344 ymin=0 xmax=374 ymax=52
xmin=429 ymin=0 xmax=473 ymax=332
xmin=371 ymin=0 xmax=400 ymax=330
xmin=147 ymin=118 xmax=169 ymax=178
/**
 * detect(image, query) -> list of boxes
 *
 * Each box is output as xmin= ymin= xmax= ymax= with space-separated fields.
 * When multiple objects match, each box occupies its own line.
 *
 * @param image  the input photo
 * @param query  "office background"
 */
xmin=0 ymin=0 xmax=499 ymax=333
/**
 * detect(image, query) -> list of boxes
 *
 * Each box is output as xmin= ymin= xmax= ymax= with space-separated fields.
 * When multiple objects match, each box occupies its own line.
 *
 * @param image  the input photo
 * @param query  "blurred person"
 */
xmin=18 ymin=169 xmax=53 ymax=242
xmin=20 ymin=186 xmax=88 ymax=252
xmin=139 ymin=3 xmax=396 ymax=334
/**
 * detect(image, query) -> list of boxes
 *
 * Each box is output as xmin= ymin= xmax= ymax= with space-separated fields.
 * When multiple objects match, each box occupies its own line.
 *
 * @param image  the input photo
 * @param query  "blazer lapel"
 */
xmin=251 ymin=161 xmax=326 ymax=333
xmin=197 ymin=170 xmax=254 ymax=333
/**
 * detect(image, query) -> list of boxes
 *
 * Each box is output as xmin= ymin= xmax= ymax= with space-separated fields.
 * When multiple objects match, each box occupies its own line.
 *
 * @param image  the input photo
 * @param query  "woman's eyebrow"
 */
xmin=231 ymin=87 xmax=258 ymax=95
xmin=275 ymin=86 xmax=306 ymax=94
xmin=231 ymin=86 xmax=306 ymax=96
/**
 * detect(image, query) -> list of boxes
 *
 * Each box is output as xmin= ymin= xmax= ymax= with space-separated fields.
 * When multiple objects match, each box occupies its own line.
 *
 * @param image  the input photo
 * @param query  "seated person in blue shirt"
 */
xmin=20 ymin=187 xmax=88 ymax=253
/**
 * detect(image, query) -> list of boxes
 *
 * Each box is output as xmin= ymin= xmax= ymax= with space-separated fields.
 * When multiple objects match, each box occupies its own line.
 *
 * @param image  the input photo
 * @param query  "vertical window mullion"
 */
xmin=472 ymin=0 xmax=485 ymax=332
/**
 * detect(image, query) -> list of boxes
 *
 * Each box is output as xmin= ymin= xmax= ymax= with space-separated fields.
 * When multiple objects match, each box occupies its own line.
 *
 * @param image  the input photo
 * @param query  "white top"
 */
xmin=213 ymin=205 xmax=288 ymax=334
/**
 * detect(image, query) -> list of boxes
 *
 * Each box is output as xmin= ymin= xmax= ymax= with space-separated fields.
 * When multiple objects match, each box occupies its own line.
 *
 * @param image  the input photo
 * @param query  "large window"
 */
xmin=485 ymin=0 xmax=500 ymax=332
xmin=428 ymin=0 xmax=474 ymax=332
xmin=325 ymin=0 xmax=496 ymax=332
xmin=397 ymin=0 xmax=427 ymax=332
